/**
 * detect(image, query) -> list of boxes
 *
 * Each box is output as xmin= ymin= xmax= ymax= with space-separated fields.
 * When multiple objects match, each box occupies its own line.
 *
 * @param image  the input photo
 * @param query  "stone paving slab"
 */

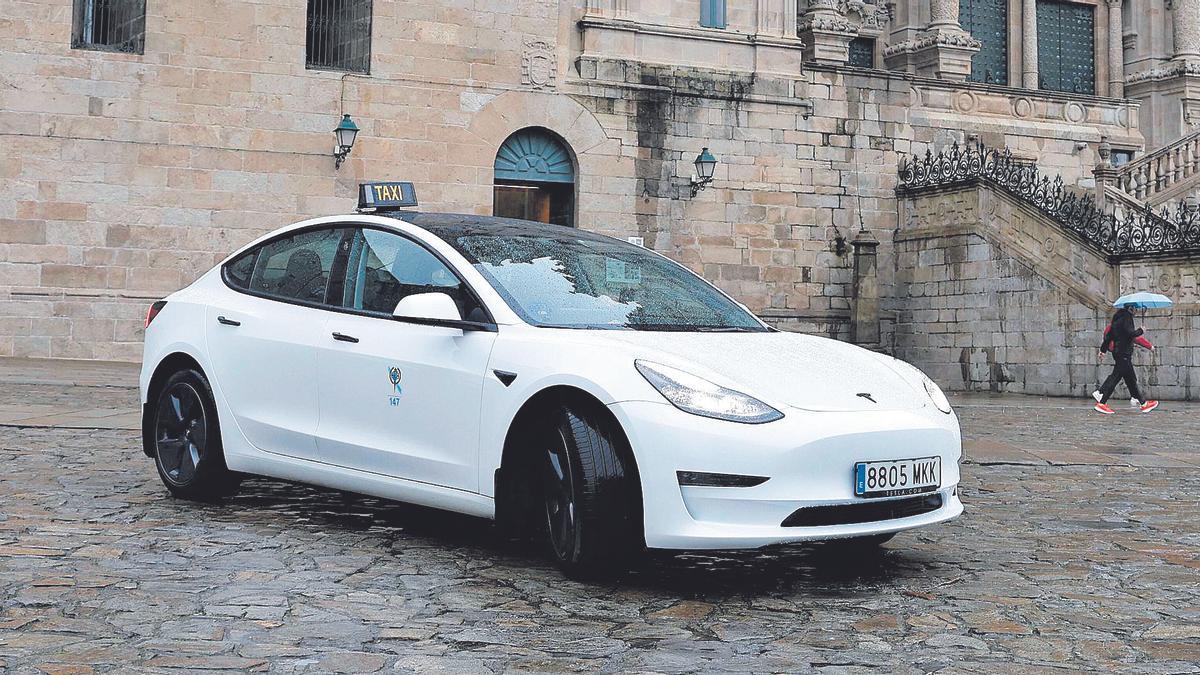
xmin=0 ymin=357 xmax=138 ymax=389
xmin=0 ymin=372 xmax=1198 ymax=672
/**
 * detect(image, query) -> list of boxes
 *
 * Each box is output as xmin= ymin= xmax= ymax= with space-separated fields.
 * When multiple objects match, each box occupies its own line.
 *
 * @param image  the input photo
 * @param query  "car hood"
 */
xmin=593 ymin=330 xmax=927 ymax=412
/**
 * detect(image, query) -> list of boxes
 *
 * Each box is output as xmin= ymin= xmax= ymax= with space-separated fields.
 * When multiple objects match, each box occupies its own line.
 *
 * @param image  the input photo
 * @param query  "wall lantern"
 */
xmin=690 ymin=147 xmax=718 ymax=196
xmin=333 ymin=114 xmax=360 ymax=170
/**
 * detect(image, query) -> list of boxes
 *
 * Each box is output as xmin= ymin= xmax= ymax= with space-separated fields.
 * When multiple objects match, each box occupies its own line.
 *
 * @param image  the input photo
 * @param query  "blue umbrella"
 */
xmin=1113 ymin=292 xmax=1173 ymax=309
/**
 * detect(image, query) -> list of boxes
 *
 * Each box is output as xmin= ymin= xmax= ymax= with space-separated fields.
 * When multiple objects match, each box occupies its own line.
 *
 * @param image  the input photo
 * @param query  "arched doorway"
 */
xmin=493 ymin=128 xmax=575 ymax=227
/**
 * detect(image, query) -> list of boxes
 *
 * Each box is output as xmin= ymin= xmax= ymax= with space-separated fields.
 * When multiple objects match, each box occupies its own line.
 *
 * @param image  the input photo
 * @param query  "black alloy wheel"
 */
xmin=151 ymin=369 xmax=240 ymax=499
xmin=155 ymin=381 xmax=208 ymax=486
xmin=542 ymin=428 xmax=579 ymax=561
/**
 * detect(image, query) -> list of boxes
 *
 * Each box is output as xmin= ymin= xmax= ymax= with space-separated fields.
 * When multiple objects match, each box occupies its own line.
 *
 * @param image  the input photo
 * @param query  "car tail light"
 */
xmin=145 ymin=300 xmax=168 ymax=328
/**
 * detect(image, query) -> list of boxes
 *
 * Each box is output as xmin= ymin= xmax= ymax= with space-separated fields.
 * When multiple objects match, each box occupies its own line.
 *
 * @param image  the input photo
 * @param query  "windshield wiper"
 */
xmin=628 ymin=324 xmax=764 ymax=332
xmin=693 ymin=326 xmax=763 ymax=332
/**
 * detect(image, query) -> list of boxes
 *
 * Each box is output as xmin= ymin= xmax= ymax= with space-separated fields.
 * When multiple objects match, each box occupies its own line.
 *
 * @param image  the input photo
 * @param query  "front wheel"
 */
xmin=538 ymin=404 xmax=641 ymax=579
xmin=151 ymin=369 xmax=240 ymax=500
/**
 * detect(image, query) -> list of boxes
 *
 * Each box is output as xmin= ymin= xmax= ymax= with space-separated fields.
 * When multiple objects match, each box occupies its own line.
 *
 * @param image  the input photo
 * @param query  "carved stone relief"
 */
xmin=522 ymin=40 xmax=556 ymax=89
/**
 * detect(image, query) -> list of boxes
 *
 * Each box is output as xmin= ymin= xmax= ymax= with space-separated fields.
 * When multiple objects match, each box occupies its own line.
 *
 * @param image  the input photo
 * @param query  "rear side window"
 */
xmin=246 ymin=228 xmax=348 ymax=305
xmin=224 ymin=251 xmax=257 ymax=290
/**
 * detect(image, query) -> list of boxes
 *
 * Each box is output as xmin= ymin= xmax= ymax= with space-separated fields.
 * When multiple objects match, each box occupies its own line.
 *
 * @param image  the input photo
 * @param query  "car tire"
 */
xmin=150 ymin=368 xmax=240 ymax=500
xmin=538 ymin=403 xmax=640 ymax=579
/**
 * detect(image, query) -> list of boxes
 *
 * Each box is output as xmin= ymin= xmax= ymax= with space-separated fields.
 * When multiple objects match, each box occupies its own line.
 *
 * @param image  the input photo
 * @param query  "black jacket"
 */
xmin=1100 ymin=307 xmax=1143 ymax=357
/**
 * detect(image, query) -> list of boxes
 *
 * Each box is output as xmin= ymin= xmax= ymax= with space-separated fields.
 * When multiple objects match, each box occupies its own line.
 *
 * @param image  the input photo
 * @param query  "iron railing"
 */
xmin=71 ymin=0 xmax=145 ymax=54
xmin=897 ymin=142 xmax=1200 ymax=260
xmin=306 ymin=0 xmax=373 ymax=74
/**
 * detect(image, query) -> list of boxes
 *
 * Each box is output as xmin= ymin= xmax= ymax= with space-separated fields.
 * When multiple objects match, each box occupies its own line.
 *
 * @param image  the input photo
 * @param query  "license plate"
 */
xmin=855 ymin=457 xmax=941 ymax=498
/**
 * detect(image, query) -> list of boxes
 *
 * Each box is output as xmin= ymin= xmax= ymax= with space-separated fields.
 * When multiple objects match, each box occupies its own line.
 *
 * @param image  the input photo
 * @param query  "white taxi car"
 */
xmin=140 ymin=182 xmax=963 ymax=576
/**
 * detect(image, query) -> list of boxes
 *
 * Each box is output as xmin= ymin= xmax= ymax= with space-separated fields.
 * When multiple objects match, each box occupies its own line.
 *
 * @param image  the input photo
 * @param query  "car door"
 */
xmin=206 ymin=226 xmax=352 ymax=461
xmin=314 ymin=227 xmax=497 ymax=492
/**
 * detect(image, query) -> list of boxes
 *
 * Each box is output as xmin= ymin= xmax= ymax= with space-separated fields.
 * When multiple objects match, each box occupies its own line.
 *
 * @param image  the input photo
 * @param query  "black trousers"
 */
xmin=1099 ymin=354 xmax=1142 ymax=404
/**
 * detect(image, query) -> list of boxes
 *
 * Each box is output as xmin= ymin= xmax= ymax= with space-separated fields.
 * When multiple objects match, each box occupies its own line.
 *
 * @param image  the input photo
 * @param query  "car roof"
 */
xmin=379 ymin=212 xmax=625 ymax=246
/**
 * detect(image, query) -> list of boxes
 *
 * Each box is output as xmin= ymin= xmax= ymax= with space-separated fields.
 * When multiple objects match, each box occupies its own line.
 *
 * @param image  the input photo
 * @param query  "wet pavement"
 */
xmin=1 ymin=364 xmax=1198 ymax=673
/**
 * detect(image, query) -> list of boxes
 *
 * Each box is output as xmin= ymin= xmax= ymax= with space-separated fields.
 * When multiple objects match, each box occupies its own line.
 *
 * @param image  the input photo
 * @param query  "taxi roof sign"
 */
xmin=358 ymin=182 xmax=418 ymax=212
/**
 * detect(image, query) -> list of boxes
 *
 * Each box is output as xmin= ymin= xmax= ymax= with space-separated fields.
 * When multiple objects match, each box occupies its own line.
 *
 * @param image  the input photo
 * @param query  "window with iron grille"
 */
xmin=848 ymin=37 xmax=875 ymax=68
xmin=306 ymin=0 xmax=373 ymax=74
xmin=961 ymin=0 xmax=1008 ymax=85
xmin=1036 ymin=0 xmax=1095 ymax=94
xmin=71 ymin=0 xmax=145 ymax=54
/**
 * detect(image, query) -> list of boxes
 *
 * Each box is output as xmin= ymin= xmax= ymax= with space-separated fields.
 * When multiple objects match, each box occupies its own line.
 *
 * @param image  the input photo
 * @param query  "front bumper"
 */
xmin=608 ymin=400 xmax=964 ymax=550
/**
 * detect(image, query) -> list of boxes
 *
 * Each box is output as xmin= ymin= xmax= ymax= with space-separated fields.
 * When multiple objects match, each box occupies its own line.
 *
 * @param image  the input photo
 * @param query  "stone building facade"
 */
xmin=2 ymin=0 xmax=1198 ymax=396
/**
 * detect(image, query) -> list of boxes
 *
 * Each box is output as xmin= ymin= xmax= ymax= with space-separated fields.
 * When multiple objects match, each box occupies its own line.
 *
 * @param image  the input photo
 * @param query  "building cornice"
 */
xmin=577 ymin=15 xmax=803 ymax=49
xmin=1126 ymin=59 xmax=1200 ymax=83
xmin=882 ymin=30 xmax=981 ymax=57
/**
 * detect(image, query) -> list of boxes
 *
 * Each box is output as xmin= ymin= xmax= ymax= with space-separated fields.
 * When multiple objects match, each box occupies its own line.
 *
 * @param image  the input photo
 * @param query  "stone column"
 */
xmin=1173 ymin=0 xmax=1200 ymax=60
xmin=1022 ymin=0 xmax=1039 ymax=88
xmin=1108 ymin=0 xmax=1124 ymax=97
xmin=928 ymin=0 xmax=962 ymax=31
xmin=850 ymin=228 xmax=880 ymax=346
xmin=799 ymin=0 xmax=858 ymax=65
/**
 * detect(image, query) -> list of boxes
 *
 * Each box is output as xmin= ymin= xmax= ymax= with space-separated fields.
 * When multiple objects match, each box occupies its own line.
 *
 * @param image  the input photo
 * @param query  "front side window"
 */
xmin=444 ymin=230 xmax=766 ymax=331
xmin=341 ymin=229 xmax=487 ymax=322
xmin=246 ymin=228 xmax=348 ymax=305
xmin=72 ymin=0 xmax=146 ymax=54
xmin=307 ymin=0 xmax=373 ymax=73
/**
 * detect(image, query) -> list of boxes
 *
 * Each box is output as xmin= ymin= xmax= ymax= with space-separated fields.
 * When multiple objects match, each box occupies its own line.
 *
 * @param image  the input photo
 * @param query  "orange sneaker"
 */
xmin=1094 ymin=403 xmax=1115 ymax=414
xmin=1139 ymin=400 xmax=1159 ymax=413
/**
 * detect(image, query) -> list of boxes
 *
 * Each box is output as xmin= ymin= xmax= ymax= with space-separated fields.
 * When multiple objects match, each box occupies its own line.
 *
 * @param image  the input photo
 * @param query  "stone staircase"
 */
xmin=894 ymin=156 xmax=1200 ymax=400
xmin=899 ymin=142 xmax=1200 ymax=260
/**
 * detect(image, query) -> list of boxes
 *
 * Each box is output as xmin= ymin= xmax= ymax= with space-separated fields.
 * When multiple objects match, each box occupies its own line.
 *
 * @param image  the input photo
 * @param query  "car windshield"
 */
xmin=444 ymin=230 xmax=767 ymax=331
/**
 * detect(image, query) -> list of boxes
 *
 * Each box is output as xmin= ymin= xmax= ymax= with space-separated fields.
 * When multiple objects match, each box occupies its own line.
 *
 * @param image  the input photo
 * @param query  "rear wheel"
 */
xmin=151 ymin=369 xmax=240 ymax=500
xmin=538 ymin=404 xmax=640 ymax=578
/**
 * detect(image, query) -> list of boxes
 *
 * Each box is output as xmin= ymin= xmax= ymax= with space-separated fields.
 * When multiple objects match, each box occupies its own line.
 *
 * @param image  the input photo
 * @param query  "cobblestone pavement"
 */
xmin=2 ymin=376 xmax=1199 ymax=673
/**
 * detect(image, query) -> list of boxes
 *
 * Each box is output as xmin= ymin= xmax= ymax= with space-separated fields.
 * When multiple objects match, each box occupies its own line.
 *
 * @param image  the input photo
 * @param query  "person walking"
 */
xmin=1092 ymin=303 xmax=1158 ymax=414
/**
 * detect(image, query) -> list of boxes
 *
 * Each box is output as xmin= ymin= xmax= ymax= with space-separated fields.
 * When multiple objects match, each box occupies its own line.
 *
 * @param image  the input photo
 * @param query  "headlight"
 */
xmin=921 ymin=374 xmax=952 ymax=414
xmin=634 ymin=360 xmax=783 ymax=424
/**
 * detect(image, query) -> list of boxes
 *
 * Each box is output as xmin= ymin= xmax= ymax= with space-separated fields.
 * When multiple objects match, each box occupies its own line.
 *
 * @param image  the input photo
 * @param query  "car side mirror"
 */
xmin=391 ymin=293 xmax=498 ymax=333
xmin=394 ymin=292 xmax=461 ymax=323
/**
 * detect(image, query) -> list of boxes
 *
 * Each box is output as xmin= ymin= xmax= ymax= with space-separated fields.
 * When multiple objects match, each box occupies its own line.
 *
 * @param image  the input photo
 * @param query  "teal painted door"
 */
xmin=1037 ymin=0 xmax=1095 ymax=94
xmin=493 ymin=129 xmax=575 ymax=227
xmin=960 ymin=0 xmax=1008 ymax=84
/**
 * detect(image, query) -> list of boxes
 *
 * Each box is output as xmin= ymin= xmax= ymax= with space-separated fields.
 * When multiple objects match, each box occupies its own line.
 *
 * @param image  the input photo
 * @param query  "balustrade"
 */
xmin=1113 ymin=131 xmax=1200 ymax=204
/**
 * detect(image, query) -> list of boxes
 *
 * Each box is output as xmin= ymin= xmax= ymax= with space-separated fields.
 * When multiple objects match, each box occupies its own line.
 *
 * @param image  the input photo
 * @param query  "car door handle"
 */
xmin=332 ymin=332 xmax=359 ymax=343
xmin=217 ymin=316 xmax=241 ymax=326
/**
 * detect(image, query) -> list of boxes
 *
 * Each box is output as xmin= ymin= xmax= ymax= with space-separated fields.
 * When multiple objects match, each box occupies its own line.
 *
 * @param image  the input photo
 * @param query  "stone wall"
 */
xmin=894 ymin=184 xmax=1200 ymax=400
